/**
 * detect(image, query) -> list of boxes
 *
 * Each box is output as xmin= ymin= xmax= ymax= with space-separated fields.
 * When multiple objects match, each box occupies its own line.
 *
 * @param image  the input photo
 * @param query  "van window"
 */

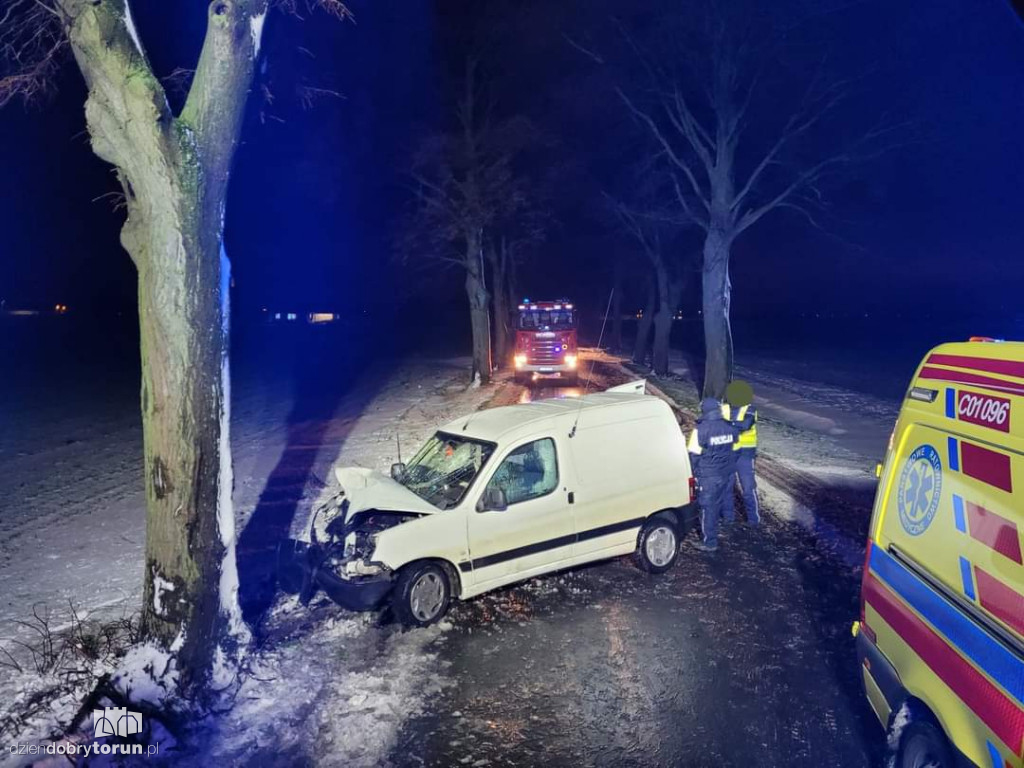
xmin=486 ymin=438 xmax=559 ymax=505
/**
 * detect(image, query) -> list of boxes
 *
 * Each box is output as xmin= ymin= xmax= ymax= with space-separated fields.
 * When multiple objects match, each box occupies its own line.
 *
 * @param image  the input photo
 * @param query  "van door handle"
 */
xmin=568 ymin=491 xmax=575 ymax=504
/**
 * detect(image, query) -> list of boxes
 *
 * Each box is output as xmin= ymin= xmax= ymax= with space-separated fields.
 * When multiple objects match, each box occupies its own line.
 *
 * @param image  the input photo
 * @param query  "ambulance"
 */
xmin=854 ymin=339 xmax=1024 ymax=767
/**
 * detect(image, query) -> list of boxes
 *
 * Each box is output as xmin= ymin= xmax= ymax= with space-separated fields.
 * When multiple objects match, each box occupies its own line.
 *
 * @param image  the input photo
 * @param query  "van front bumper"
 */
xmin=279 ymin=540 xmax=394 ymax=611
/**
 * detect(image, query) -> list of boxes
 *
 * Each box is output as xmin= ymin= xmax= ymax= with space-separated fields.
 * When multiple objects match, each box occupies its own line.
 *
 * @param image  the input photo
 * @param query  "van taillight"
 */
xmin=859 ymin=539 xmax=877 ymax=644
xmin=688 ymin=476 xmax=697 ymax=504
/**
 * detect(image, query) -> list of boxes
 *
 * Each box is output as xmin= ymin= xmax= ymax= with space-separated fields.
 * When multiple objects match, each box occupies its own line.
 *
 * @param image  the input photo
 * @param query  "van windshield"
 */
xmin=398 ymin=432 xmax=496 ymax=510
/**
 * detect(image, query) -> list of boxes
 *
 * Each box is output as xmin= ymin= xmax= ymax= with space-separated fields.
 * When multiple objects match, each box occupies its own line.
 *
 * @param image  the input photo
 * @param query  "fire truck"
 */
xmin=513 ymin=299 xmax=579 ymax=385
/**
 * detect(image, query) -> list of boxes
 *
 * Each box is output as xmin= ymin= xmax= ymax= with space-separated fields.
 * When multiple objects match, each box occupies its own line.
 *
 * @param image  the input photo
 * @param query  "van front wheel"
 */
xmin=896 ymin=720 xmax=953 ymax=768
xmin=392 ymin=562 xmax=451 ymax=627
xmin=635 ymin=518 xmax=678 ymax=574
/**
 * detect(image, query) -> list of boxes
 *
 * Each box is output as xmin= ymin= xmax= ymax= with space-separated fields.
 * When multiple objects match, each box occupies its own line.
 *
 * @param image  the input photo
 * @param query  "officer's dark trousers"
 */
xmin=697 ymin=476 xmax=728 ymax=547
xmin=723 ymin=450 xmax=759 ymax=525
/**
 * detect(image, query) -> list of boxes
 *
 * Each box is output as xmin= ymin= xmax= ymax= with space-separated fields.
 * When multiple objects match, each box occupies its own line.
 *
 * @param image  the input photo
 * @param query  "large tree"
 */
xmin=617 ymin=5 xmax=891 ymax=396
xmin=403 ymin=59 xmax=531 ymax=384
xmin=0 ymin=0 xmax=348 ymax=695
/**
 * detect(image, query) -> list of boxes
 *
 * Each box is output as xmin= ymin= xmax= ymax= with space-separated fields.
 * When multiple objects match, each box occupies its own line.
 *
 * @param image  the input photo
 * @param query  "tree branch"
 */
xmin=732 ymin=72 xmax=851 ymax=212
xmin=181 ymin=0 xmax=269 ymax=180
xmin=734 ymin=152 xmax=849 ymax=235
xmin=616 ymin=87 xmax=711 ymax=220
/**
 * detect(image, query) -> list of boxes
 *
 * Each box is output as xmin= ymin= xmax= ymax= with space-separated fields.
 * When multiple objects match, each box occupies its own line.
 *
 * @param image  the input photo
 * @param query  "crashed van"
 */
xmin=283 ymin=382 xmax=697 ymax=626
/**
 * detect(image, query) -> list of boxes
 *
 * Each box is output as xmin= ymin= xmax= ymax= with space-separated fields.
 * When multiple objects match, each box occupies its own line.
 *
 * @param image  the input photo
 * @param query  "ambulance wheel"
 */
xmin=895 ymin=719 xmax=953 ymax=768
xmin=392 ymin=562 xmax=451 ymax=627
xmin=635 ymin=517 xmax=679 ymax=574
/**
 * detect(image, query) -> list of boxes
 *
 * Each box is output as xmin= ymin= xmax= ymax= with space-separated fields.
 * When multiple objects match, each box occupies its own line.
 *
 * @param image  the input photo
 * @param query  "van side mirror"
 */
xmin=391 ymin=462 xmax=406 ymax=481
xmin=477 ymin=487 xmax=508 ymax=513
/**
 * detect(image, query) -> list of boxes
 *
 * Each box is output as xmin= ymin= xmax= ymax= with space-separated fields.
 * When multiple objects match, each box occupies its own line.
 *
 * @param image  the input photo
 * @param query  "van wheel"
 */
xmin=896 ymin=720 xmax=953 ymax=768
xmin=635 ymin=518 xmax=678 ymax=574
xmin=392 ymin=562 xmax=451 ymax=627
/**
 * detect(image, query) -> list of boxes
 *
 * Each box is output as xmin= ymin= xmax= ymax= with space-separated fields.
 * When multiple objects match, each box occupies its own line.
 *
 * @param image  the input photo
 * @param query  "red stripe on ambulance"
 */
xmin=960 ymin=441 xmax=1014 ymax=494
xmin=966 ymin=502 xmax=1023 ymax=564
xmin=920 ymin=366 xmax=1024 ymax=398
xmin=926 ymin=353 xmax=1024 ymax=381
xmin=975 ymin=567 xmax=1024 ymax=638
xmin=864 ymin=573 xmax=1024 ymax=752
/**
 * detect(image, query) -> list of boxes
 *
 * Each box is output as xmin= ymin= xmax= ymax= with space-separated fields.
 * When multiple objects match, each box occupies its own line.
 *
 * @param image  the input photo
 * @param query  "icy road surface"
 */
xmin=383 ymin=357 xmax=886 ymax=767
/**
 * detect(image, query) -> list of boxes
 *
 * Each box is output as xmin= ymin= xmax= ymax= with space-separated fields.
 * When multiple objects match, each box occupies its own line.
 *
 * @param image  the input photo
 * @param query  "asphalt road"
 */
xmin=390 ymin=358 xmax=885 ymax=767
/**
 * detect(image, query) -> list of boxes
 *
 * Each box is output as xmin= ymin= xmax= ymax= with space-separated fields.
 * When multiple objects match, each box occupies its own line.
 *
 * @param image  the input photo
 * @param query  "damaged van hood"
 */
xmin=334 ymin=466 xmax=439 ymax=516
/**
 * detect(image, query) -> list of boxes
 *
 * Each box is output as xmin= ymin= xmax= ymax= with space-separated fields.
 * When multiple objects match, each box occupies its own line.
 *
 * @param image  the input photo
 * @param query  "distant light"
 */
xmin=309 ymin=312 xmax=335 ymax=324
xmin=553 ymin=304 xmax=562 ymax=310
xmin=566 ymin=304 xmax=573 ymax=309
xmin=518 ymin=305 xmax=525 ymax=310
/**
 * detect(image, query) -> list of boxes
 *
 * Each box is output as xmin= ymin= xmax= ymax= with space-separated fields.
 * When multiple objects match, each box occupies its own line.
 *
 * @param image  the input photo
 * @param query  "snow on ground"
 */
xmin=656 ymin=348 xmax=899 ymax=569
xmin=666 ymin=351 xmax=898 ymax=478
xmin=0 ymin=354 xmax=513 ymax=764
xmin=1 ymin=337 xmax=898 ymax=763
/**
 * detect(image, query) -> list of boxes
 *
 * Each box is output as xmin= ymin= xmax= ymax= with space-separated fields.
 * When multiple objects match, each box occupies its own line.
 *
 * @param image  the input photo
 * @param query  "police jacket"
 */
xmin=687 ymin=401 xmax=739 ymax=478
xmin=724 ymin=403 xmax=758 ymax=451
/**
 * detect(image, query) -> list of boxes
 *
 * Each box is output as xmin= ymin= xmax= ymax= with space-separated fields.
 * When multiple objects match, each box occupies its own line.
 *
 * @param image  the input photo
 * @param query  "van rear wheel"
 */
xmin=896 ymin=720 xmax=953 ymax=768
xmin=635 ymin=517 xmax=678 ymax=574
xmin=392 ymin=562 xmax=451 ymax=627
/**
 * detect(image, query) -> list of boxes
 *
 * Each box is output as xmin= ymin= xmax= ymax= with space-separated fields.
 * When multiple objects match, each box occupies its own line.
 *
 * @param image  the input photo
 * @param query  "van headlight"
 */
xmin=514 ymin=353 xmax=527 ymax=368
xmin=565 ymin=354 xmax=578 ymax=369
xmin=344 ymin=559 xmax=384 ymax=577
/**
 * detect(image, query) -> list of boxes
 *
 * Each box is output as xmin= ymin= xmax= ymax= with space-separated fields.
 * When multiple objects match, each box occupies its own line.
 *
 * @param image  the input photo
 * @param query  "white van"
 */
xmin=286 ymin=383 xmax=697 ymax=625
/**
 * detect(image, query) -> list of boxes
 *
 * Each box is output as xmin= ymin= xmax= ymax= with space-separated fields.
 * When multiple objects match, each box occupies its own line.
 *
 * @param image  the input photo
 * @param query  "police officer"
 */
xmin=687 ymin=397 xmax=739 ymax=551
xmin=723 ymin=380 xmax=760 ymax=526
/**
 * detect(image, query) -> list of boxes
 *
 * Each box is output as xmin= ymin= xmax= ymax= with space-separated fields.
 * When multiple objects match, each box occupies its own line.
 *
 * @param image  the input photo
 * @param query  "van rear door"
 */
xmin=568 ymin=407 xmax=689 ymax=560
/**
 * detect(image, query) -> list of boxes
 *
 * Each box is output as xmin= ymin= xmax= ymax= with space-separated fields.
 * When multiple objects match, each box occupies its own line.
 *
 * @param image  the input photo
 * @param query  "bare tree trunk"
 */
xmin=652 ymin=272 xmax=683 ymax=377
xmin=610 ymin=261 xmax=623 ymax=353
xmin=465 ymin=232 xmax=492 ymax=383
xmin=702 ymin=228 xmax=734 ymax=398
xmin=486 ymin=239 xmax=511 ymax=368
xmin=632 ymin=275 xmax=656 ymax=366
xmin=136 ymin=198 xmax=236 ymax=689
xmin=59 ymin=0 xmax=263 ymax=695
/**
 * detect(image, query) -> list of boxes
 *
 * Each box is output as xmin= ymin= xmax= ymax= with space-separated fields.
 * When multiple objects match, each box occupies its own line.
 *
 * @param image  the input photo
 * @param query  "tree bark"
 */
xmin=652 ymin=272 xmax=683 ymax=377
xmin=632 ymin=275 xmax=656 ymax=366
xmin=486 ymin=239 xmax=511 ymax=368
xmin=61 ymin=0 xmax=264 ymax=696
xmin=465 ymin=232 xmax=492 ymax=384
xmin=702 ymin=228 xmax=734 ymax=398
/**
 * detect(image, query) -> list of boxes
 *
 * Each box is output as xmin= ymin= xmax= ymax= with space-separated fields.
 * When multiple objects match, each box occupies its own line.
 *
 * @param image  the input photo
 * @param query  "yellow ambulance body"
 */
xmin=855 ymin=339 xmax=1024 ymax=767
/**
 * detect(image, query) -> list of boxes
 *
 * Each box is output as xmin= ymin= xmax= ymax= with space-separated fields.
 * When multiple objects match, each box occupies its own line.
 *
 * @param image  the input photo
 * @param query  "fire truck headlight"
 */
xmin=565 ymin=354 xmax=578 ymax=369
xmin=514 ymin=354 xmax=527 ymax=368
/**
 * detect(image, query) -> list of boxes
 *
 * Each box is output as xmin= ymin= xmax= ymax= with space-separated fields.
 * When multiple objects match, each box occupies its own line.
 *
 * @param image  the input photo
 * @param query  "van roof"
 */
xmin=439 ymin=392 xmax=669 ymax=444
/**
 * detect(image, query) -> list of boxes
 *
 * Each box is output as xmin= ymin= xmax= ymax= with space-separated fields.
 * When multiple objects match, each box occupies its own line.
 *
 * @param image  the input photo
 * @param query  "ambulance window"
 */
xmin=486 ymin=438 xmax=559 ymax=505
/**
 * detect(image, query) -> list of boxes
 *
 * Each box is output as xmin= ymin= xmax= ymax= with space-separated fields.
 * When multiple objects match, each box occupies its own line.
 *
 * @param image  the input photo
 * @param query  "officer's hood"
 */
xmin=700 ymin=398 xmax=722 ymax=417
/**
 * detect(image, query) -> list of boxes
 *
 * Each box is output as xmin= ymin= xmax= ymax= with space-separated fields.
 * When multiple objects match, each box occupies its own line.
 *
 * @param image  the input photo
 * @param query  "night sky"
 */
xmin=1 ymin=0 xmax=1022 ymax=324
